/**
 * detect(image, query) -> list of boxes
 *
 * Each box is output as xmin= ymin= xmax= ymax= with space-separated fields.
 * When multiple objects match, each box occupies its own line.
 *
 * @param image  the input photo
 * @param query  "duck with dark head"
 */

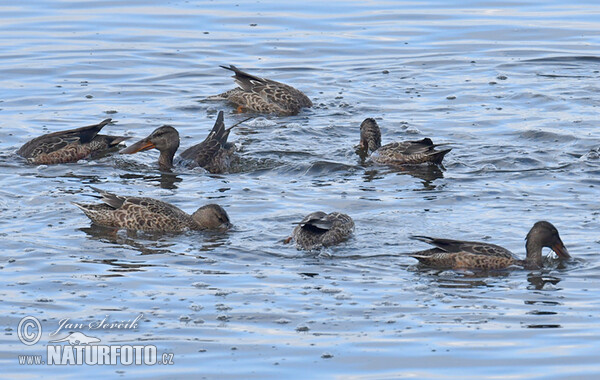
xmin=409 ymin=221 xmax=571 ymax=270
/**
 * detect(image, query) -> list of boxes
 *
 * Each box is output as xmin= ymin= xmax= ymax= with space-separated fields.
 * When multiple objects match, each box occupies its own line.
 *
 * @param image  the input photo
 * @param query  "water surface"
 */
xmin=1 ymin=0 xmax=600 ymax=378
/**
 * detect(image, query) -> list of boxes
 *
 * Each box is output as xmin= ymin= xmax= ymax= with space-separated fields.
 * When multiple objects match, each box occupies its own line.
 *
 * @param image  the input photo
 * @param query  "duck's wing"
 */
xmin=180 ymin=111 xmax=230 ymax=167
xmin=385 ymin=138 xmax=450 ymax=155
xmin=75 ymin=188 xmax=191 ymax=230
xmin=321 ymin=212 xmax=355 ymax=247
xmin=377 ymin=138 xmax=451 ymax=165
xmin=91 ymin=186 xmax=188 ymax=217
xmin=328 ymin=212 xmax=355 ymax=230
xmin=88 ymin=186 xmax=127 ymax=209
xmin=298 ymin=211 xmax=333 ymax=231
xmin=411 ymin=235 xmax=514 ymax=258
xmin=221 ymin=65 xmax=269 ymax=93
xmin=17 ymin=119 xmax=112 ymax=158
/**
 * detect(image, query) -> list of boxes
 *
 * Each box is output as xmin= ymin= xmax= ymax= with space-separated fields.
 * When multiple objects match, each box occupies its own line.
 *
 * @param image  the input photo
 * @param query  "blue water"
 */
xmin=1 ymin=0 xmax=600 ymax=378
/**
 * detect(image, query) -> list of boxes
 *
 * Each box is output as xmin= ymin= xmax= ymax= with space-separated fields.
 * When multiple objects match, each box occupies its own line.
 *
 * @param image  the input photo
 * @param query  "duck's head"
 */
xmin=120 ymin=125 xmax=180 ymax=155
xmin=359 ymin=118 xmax=382 ymax=153
xmin=525 ymin=221 xmax=570 ymax=266
xmin=120 ymin=126 xmax=180 ymax=169
xmin=192 ymin=204 xmax=232 ymax=230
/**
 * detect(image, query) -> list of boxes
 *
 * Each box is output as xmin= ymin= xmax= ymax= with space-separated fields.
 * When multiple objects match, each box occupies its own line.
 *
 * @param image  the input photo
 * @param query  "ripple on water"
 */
xmin=1 ymin=0 xmax=600 ymax=378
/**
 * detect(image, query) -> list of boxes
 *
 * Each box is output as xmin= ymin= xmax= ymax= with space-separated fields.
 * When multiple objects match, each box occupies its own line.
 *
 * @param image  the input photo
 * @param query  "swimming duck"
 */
xmin=409 ymin=221 xmax=570 ymax=270
xmin=17 ymin=119 xmax=128 ymax=164
xmin=289 ymin=211 xmax=354 ymax=250
xmin=120 ymin=111 xmax=243 ymax=173
xmin=73 ymin=187 xmax=231 ymax=232
xmin=208 ymin=65 xmax=313 ymax=116
xmin=358 ymin=118 xmax=451 ymax=165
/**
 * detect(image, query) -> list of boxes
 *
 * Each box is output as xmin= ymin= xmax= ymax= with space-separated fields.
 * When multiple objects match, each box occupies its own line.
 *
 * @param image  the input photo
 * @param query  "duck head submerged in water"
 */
xmin=409 ymin=220 xmax=570 ymax=270
xmin=288 ymin=211 xmax=355 ymax=250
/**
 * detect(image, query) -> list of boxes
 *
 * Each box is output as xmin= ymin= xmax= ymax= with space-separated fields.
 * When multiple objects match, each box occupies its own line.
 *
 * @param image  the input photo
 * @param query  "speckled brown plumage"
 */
xmin=17 ymin=119 xmax=129 ymax=164
xmin=120 ymin=111 xmax=240 ymax=173
xmin=409 ymin=221 xmax=571 ymax=270
xmin=291 ymin=211 xmax=354 ymax=250
xmin=208 ymin=65 xmax=312 ymax=116
xmin=73 ymin=187 xmax=232 ymax=232
xmin=358 ymin=118 xmax=451 ymax=165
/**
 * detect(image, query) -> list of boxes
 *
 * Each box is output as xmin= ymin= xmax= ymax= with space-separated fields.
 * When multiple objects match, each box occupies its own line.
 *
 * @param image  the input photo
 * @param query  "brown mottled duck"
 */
xmin=289 ymin=211 xmax=354 ymax=250
xmin=409 ymin=221 xmax=571 ymax=270
xmin=73 ymin=187 xmax=231 ymax=232
xmin=208 ymin=65 xmax=312 ymax=116
xmin=358 ymin=118 xmax=451 ymax=165
xmin=17 ymin=119 xmax=128 ymax=164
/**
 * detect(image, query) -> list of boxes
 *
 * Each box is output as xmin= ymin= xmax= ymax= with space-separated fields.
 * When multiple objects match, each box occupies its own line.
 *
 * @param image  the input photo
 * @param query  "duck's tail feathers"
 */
xmin=220 ymin=64 xmax=263 ymax=82
xmin=88 ymin=186 xmax=125 ymax=209
xmin=410 ymin=235 xmax=436 ymax=244
xmin=428 ymin=148 xmax=452 ymax=164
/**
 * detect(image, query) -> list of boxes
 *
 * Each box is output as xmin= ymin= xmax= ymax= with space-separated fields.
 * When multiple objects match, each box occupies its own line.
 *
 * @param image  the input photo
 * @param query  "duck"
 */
xmin=207 ymin=65 xmax=313 ymax=116
xmin=120 ymin=111 xmax=245 ymax=173
xmin=17 ymin=119 xmax=128 ymax=164
xmin=409 ymin=221 xmax=571 ymax=270
xmin=73 ymin=187 xmax=232 ymax=232
xmin=288 ymin=211 xmax=354 ymax=250
xmin=358 ymin=118 xmax=451 ymax=165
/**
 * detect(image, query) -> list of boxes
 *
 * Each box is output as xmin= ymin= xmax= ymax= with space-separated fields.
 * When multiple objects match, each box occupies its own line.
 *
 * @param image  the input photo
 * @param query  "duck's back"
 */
xmin=293 ymin=212 xmax=354 ymax=250
xmin=373 ymin=138 xmax=451 ymax=165
xmin=410 ymin=236 xmax=518 ymax=270
xmin=76 ymin=194 xmax=197 ymax=232
xmin=216 ymin=65 xmax=312 ymax=116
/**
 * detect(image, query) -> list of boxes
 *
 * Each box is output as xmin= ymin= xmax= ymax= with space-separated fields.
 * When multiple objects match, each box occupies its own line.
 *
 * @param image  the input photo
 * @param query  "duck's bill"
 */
xmin=552 ymin=241 xmax=571 ymax=259
xmin=119 ymin=139 xmax=155 ymax=154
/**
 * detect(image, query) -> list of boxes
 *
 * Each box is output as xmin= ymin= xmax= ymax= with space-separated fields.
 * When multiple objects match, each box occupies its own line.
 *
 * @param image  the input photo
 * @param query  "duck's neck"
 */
xmin=158 ymin=149 xmax=175 ymax=170
xmin=524 ymin=238 xmax=544 ymax=268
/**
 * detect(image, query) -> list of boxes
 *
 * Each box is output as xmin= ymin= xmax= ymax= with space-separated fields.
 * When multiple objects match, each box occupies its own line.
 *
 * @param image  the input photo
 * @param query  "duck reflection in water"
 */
xmin=362 ymin=165 xmax=445 ymax=189
xmin=119 ymin=172 xmax=183 ymax=190
xmin=526 ymin=272 xmax=562 ymax=291
xmin=79 ymin=224 xmax=230 ymax=257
